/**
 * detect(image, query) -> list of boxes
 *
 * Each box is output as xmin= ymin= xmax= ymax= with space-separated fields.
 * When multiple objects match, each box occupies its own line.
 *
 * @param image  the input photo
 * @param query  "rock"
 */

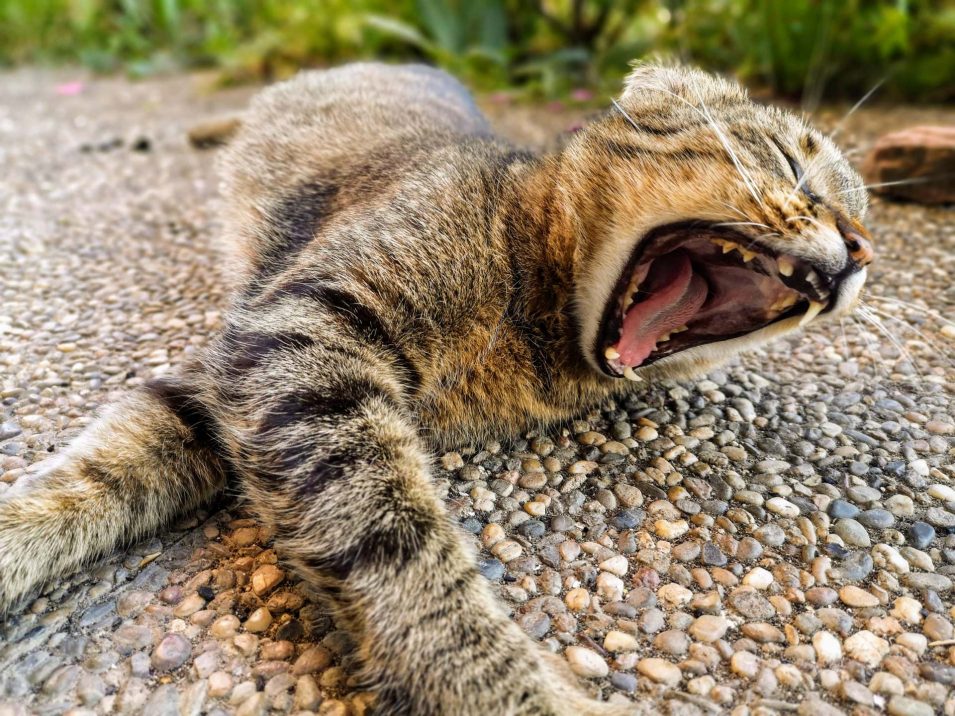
xmin=599 ymin=555 xmax=629 ymax=576
xmin=151 ymin=634 xmax=191 ymax=672
xmin=689 ymin=615 xmax=730 ymax=642
xmin=844 ymin=630 xmax=889 ymax=667
xmin=244 ymin=607 xmax=273 ymax=633
xmin=292 ymin=646 xmax=333 ymax=675
xmin=604 ymin=630 xmax=639 ymax=652
xmin=728 ymin=588 xmax=775 ymax=620
xmin=637 ymin=658 xmax=682 ymax=686
xmin=565 ymin=646 xmax=608 ymax=678
xmin=251 ymin=565 xmax=285 ymax=596
xmin=187 ymin=116 xmax=243 ymax=149
xmin=907 ymin=522 xmax=936 ymax=549
xmin=891 ymin=596 xmax=923 ymax=624
xmin=742 ymin=567 xmax=773 ymax=589
xmin=813 ymin=631 xmax=843 ymax=663
xmin=731 ymin=651 xmax=760 ymax=679
xmin=903 ymin=572 xmax=952 ymax=592
xmin=862 ymin=125 xmax=955 ymax=204
xmin=833 ymin=518 xmax=871 ymax=547
xmin=886 ymin=695 xmax=936 ymax=716
xmin=829 ymin=499 xmax=861 ymax=519
xmin=840 ymin=585 xmax=880 ymax=608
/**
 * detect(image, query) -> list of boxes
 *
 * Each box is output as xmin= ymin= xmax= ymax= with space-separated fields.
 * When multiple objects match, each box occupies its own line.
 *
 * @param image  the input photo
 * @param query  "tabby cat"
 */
xmin=0 ymin=63 xmax=873 ymax=714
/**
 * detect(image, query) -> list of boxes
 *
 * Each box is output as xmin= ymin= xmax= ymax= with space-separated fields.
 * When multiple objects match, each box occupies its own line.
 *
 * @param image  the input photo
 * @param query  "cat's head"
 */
xmin=567 ymin=64 xmax=872 ymax=382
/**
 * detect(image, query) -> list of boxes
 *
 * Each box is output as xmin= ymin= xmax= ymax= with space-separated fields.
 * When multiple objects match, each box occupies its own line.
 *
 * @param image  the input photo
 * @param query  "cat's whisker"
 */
xmin=848 ymin=315 xmax=890 ymax=379
xmin=713 ymin=221 xmax=774 ymax=231
xmin=837 ymin=174 xmax=955 ymax=195
xmin=610 ymin=98 xmax=642 ymax=133
xmin=865 ymin=295 xmax=954 ymax=325
xmin=644 ymin=84 xmax=765 ymax=209
xmin=691 ymin=87 xmax=765 ymax=209
xmin=856 ymin=305 xmax=924 ymax=378
xmin=828 ymin=77 xmax=887 ymax=142
xmin=839 ymin=318 xmax=851 ymax=362
xmin=861 ymin=302 xmax=954 ymax=369
xmin=717 ymin=200 xmax=750 ymax=220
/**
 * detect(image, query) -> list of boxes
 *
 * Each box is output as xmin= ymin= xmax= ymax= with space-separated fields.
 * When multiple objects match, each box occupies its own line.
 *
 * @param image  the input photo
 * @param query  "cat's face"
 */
xmin=570 ymin=65 xmax=872 ymax=382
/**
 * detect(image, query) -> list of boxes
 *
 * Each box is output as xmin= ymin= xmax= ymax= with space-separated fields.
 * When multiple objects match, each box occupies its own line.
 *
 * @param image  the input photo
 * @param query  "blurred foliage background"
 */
xmin=0 ymin=0 xmax=952 ymax=103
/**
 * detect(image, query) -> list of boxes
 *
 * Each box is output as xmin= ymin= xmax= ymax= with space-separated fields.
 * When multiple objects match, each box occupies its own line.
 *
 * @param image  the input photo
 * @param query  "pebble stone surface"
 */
xmin=1 ymin=69 xmax=954 ymax=715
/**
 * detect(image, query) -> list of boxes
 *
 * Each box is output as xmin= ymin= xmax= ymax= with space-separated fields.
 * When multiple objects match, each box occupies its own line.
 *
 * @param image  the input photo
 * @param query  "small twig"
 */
xmin=928 ymin=639 xmax=955 ymax=647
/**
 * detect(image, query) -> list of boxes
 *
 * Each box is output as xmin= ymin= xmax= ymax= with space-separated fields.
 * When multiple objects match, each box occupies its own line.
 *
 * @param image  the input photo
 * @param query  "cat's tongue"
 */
xmin=617 ymin=251 xmax=708 ymax=367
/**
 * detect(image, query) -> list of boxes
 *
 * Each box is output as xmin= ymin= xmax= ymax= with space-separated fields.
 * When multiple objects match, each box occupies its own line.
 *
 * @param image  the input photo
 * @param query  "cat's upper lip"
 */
xmin=594 ymin=220 xmax=847 ymax=379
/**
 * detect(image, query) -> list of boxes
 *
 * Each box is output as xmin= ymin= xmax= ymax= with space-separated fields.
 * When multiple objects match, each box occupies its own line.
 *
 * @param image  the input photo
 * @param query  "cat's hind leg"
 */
xmin=0 ymin=368 xmax=228 ymax=613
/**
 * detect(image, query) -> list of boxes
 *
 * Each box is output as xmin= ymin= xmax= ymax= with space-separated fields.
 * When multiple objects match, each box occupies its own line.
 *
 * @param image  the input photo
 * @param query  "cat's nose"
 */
xmin=837 ymin=218 xmax=874 ymax=268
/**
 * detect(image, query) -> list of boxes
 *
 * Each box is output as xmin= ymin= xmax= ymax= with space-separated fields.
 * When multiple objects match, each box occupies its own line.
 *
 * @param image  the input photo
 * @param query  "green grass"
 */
xmin=1 ymin=0 xmax=952 ymax=101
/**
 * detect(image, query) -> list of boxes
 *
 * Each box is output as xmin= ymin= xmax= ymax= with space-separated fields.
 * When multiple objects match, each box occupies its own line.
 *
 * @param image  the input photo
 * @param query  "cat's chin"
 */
xmin=591 ymin=220 xmax=866 ymax=382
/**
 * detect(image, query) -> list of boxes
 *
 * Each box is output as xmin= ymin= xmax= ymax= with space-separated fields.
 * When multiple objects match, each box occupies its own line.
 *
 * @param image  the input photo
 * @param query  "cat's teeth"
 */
xmin=740 ymin=248 xmax=757 ymax=262
xmin=672 ymin=324 xmax=689 ymax=333
xmin=799 ymin=300 xmax=826 ymax=327
xmin=623 ymin=366 xmax=642 ymax=382
xmin=777 ymin=256 xmax=795 ymax=276
xmin=657 ymin=332 xmax=671 ymax=343
xmin=805 ymin=270 xmax=827 ymax=296
xmin=605 ymin=347 xmax=620 ymax=360
xmin=720 ymin=240 xmax=740 ymax=254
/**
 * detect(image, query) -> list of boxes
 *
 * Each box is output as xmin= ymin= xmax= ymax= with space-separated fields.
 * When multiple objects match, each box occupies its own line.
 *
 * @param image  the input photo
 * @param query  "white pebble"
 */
xmin=565 ymin=646 xmax=608 ymax=678
xmin=598 ymin=555 xmax=629 ymax=576
xmin=844 ymin=630 xmax=889 ymax=667
xmin=596 ymin=572 xmax=624 ymax=602
xmin=766 ymin=497 xmax=800 ymax=518
xmin=604 ymin=630 xmax=639 ymax=652
xmin=928 ymin=483 xmax=955 ymax=502
xmin=813 ymin=631 xmax=843 ymax=663
xmin=743 ymin=567 xmax=774 ymax=590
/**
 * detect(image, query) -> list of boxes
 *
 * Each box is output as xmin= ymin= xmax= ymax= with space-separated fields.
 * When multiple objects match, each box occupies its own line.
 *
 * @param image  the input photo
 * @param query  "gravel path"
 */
xmin=1 ymin=69 xmax=953 ymax=716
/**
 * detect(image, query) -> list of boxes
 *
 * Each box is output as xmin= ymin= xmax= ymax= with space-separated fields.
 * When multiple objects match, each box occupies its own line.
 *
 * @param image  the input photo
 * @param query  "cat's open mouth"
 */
xmin=596 ymin=221 xmax=834 ymax=379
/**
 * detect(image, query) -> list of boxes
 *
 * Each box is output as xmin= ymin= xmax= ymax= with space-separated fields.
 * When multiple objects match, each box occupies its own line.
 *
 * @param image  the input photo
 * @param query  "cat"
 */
xmin=0 ymin=62 xmax=872 ymax=714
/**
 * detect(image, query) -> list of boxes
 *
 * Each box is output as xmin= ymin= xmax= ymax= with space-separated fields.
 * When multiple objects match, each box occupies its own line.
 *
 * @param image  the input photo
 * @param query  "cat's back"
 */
xmin=217 ymin=64 xmax=497 ymax=283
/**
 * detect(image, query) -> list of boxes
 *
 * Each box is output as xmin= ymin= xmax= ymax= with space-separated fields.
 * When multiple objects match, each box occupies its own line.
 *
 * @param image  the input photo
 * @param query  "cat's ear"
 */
xmin=620 ymin=62 xmax=746 ymax=105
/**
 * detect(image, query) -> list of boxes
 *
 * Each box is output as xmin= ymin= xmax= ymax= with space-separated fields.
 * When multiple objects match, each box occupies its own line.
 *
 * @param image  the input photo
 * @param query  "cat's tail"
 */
xmin=0 ymin=368 xmax=228 ymax=613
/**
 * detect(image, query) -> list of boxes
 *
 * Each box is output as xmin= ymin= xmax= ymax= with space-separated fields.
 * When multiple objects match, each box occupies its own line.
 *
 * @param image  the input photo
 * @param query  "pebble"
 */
xmin=833 ymin=518 xmax=871 ymax=547
xmin=887 ymin=695 xmax=935 ymax=716
xmin=813 ymin=631 xmax=843 ymax=663
xmin=151 ymin=634 xmax=191 ymax=672
xmin=637 ymin=658 xmax=681 ymax=686
xmin=844 ymin=630 xmax=889 ymax=667
xmin=689 ymin=615 xmax=730 ymax=642
xmin=565 ymin=646 xmax=608 ymax=678
xmin=907 ymin=521 xmax=936 ymax=549
xmin=244 ymin=608 xmax=273 ymax=633
xmin=840 ymin=585 xmax=880 ymax=607
xmin=742 ymin=567 xmax=773 ymax=589
xmin=250 ymin=565 xmax=285 ymax=596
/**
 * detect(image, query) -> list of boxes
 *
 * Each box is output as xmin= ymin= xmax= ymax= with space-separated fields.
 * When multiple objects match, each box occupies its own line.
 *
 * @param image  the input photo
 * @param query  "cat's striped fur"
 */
xmin=0 ymin=63 xmax=870 ymax=714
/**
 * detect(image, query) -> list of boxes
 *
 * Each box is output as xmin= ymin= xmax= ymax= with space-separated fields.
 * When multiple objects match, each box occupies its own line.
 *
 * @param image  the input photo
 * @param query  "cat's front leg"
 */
xmin=222 ymin=336 xmax=632 ymax=715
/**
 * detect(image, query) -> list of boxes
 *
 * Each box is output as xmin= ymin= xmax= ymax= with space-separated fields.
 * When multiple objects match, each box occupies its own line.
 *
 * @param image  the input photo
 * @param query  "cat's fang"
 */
xmin=604 ymin=347 xmax=621 ymax=360
xmin=799 ymin=300 xmax=826 ymax=326
xmin=623 ymin=366 xmax=642 ymax=382
xmin=777 ymin=256 xmax=795 ymax=276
